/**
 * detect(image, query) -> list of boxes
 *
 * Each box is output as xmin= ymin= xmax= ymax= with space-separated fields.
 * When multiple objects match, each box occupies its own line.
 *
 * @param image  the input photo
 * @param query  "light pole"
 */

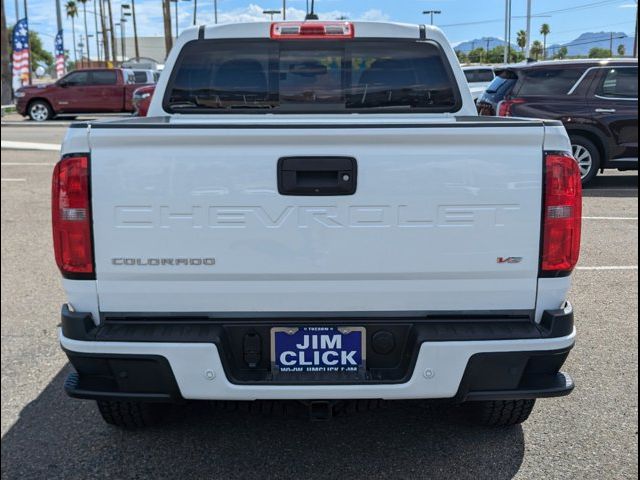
xmin=171 ymin=0 xmax=178 ymax=38
xmin=78 ymin=37 xmax=85 ymax=67
xmin=92 ymin=4 xmax=100 ymax=63
xmin=524 ymin=0 xmax=532 ymax=59
xmin=170 ymin=0 xmax=189 ymax=38
xmin=503 ymin=0 xmax=511 ymax=64
xmin=422 ymin=10 xmax=441 ymax=26
xmin=213 ymin=0 xmax=218 ymax=24
xmin=263 ymin=9 xmax=281 ymax=21
xmin=282 ymin=0 xmax=286 ymax=20
xmin=114 ymin=22 xmax=121 ymax=62
xmin=120 ymin=4 xmax=131 ymax=61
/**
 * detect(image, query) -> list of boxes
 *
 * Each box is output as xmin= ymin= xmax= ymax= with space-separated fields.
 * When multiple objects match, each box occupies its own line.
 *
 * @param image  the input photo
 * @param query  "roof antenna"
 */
xmin=305 ymin=0 xmax=318 ymax=20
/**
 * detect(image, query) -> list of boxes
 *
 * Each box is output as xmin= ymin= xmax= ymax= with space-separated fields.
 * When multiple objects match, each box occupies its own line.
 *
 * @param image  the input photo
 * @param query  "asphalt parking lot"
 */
xmin=1 ymin=123 xmax=638 ymax=479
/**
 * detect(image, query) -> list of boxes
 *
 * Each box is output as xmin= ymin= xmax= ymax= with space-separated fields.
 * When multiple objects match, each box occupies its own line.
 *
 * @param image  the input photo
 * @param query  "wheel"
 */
xmin=96 ymin=400 xmax=167 ymax=428
xmin=570 ymin=135 xmax=601 ymax=185
xmin=27 ymin=100 xmax=53 ymax=122
xmin=464 ymin=399 xmax=536 ymax=426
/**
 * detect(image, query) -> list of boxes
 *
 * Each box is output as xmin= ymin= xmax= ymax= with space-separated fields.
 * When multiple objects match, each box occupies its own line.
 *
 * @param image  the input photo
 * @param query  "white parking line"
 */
xmin=1 ymin=141 xmax=60 ymax=151
xmin=1 ymin=162 xmax=55 ymax=166
xmin=576 ymin=266 xmax=638 ymax=271
xmin=583 ymin=216 xmax=638 ymax=221
xmin=1 ymin=178 xmax=26 ymax=182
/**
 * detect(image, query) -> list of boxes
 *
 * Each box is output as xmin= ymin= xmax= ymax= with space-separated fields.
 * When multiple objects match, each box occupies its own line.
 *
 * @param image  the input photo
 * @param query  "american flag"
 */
xmin=12 ymin=18 xmax=30 ymax=87
xmin=55 ymin=30 xmax=66 ymax=78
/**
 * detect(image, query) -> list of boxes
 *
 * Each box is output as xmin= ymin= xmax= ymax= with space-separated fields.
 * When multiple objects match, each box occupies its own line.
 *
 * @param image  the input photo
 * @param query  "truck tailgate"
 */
xmin=89 ymin=122 xmax=544 ymax=313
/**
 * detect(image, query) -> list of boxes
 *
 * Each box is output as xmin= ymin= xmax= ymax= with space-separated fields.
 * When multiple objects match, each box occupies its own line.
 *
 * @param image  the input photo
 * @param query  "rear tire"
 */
xmin=570 ymin=135 xmax=600 ymax=186
xmin=27 ymin=100 xmax=53 ymax=122
xmin=464 ymin=399 xmax=536 ymax=426
xmin=96 ymin=400 xmax=167 ymax=428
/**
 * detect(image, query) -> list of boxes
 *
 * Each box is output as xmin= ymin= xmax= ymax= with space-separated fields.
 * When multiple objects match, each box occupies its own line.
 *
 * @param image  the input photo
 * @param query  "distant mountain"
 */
xmin=547 ymin=32 xmax=634 ymax=57
xmin=454 ymin=31 xmax=635 ymax=58
xmin=453 ymin=37 xmax=517 ymax=53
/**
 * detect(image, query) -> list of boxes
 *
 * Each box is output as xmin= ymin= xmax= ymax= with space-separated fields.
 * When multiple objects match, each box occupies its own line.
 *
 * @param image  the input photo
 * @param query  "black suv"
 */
xmin=477 ymin=59 xmax=638 ymax=184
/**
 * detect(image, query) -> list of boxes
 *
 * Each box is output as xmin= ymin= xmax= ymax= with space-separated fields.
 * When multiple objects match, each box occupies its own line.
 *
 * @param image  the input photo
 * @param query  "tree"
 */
xmin=530 ymin=40 xmax=544 ymax=60
xmin=540 ymin=23 xmax=551 ymax=59
xmin=455 ymin=50 xmax=468 ymax=64
xmin=77 ymin=0 xmax=91 ymax=66
xmin=516 ymin=30 xmax=527 ymax=52
xmin=468 ymin=47 xmax=485 ymax=64
xmin=489 ymin=45 xmax=523 ymax=63
xmin=589 ymin=47 xmax=611 ymax=58
xmin=617 ymin=44 xmax=626 ymax=57
xmin=65 ymin=0 xmax=79 ymax=64
xmin=162 ymin=0 xmax=172 ymax=60
xmin=554 ymin=46 xmax=568 ymax=59
xmin=98 ymin=0 xmax=110 ymax=63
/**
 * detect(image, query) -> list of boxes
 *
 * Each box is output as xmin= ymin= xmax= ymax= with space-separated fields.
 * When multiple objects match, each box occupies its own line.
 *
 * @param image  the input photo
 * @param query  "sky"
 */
xmin=4 ymin=0 xmax=638 ymax=58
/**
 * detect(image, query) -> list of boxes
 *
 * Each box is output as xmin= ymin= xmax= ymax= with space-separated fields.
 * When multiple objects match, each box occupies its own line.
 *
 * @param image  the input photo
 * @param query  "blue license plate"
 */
xmin=271 ymin=326 xmax=365 ymax=375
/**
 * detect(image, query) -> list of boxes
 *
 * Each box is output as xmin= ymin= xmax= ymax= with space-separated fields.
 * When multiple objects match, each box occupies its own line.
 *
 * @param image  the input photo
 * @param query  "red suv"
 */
xmin=15 ymin=68 xmax=148 ymax=121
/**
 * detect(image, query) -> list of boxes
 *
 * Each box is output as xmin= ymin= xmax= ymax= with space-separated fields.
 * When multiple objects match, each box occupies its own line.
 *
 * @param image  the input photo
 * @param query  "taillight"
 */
xmin=541 ymin=152 xmax=582 ymax=276
xmin=496 ymin=98 xmax=525 ymax=117
xmin=270 ymin=21 xmax=354 ymax=39
xmin=52 ymin=154 xmax=94 ymax=279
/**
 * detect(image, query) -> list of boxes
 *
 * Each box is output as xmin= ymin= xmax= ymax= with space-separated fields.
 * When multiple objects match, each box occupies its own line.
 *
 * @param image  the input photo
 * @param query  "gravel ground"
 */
xmin=1 ymin=138 xmax=637 ymax=479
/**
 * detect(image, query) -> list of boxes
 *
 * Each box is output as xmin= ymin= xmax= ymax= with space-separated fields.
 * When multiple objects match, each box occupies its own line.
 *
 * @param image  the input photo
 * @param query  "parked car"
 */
xmin=15 ymin=68 xmax=150 ymax=121
xmin=132 ymin=84 xmax=155 ymax=116
xmin=131 ymin=69 xmax=161 ymax=85
xmin=462 ymin=65 xmax=495 ymax=101
xmin=56 ymin=21 xmax=579 ymax=429
xmin=477 ymin=59 xmax=638 ymax=184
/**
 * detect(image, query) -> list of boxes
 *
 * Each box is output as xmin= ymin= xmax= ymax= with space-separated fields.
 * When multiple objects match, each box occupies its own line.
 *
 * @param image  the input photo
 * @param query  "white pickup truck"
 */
xmin=55 ymin=20 xmax=582 ymax=428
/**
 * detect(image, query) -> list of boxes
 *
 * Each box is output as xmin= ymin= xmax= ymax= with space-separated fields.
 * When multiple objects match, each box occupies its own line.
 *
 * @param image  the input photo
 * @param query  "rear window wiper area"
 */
xmin=168 ymin=95 xmax=277 ymax=111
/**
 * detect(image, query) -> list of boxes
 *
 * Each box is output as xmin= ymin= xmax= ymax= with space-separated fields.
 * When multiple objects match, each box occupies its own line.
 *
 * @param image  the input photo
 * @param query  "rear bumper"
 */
xmin=59 ymin=305 xmax=576 ymax=402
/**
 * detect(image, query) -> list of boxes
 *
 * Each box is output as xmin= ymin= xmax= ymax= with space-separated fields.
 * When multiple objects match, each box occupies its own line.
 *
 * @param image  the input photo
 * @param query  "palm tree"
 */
xmin=516 ymin=30 xmax=527 ymax=53
xmin=65 ymin=0 xmax=79 ymax=64
xmin=555 ymin=46 xmax=568 ymax=60
xmin=106 ymin=0 xmax=116 ymax=63
xmin=77 ymin=0 xmax=91 ymax=65
xmin=617 ymin=44 xmax=626 ymax=57
xmin=530 ymin=40 xmax=544 ymax=60
xmin=540 ymin=23 xmax=551 ymax=59
xmin=98 ymin=0 xmax=110 ymax=63
xmin=162 ymin=0 xmax=173 ymax=57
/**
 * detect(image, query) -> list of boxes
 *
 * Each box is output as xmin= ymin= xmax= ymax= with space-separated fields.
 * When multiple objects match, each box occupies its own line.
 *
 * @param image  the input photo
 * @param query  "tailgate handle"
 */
xmin=278 ymin=157 xmax=357 ymax=196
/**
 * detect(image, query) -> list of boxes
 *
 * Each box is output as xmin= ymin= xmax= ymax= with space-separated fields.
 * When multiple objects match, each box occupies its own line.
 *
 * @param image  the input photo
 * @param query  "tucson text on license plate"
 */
xmin=271 ymin=326 xmax=366 ymax=376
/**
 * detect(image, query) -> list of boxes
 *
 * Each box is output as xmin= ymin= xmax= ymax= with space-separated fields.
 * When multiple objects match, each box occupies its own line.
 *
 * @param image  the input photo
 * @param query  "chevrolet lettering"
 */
xmin=111 ymin=258 xmax=216 ymax=266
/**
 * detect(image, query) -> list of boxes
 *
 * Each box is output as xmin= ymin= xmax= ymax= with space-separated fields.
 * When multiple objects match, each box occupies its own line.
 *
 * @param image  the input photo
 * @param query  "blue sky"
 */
xmin=5 ymin=0 xmax=638 ymax=56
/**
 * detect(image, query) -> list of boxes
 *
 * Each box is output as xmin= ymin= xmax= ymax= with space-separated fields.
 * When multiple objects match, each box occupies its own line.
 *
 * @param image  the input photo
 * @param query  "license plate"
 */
xmin=271 ymin=326 xmax=366 ymax=378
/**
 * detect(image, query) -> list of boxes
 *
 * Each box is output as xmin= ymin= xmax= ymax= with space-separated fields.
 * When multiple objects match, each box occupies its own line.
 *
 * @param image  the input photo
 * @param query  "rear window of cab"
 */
xmin=163 ymin=39 xmax=462 ymax=114
xmin=514 ymin=67 xmax=585 ymax=96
